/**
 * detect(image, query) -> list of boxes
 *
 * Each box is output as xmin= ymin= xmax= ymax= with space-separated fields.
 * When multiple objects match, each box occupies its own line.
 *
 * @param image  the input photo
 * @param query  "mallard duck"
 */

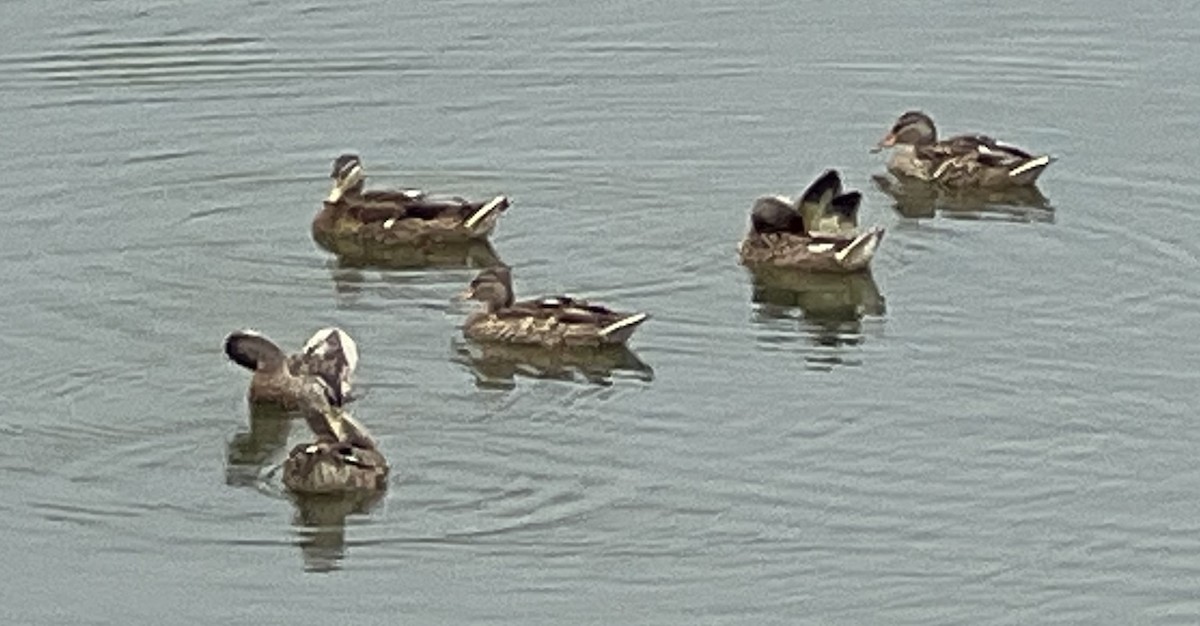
xmin=281 ymin=382 xmax=388 ymax=495
xmin=314 ymin=153 xmax=511 ymax=245
xmin=739 ymin=170 xmax=885 ymax=273
xmin=872 ymin=111 xmax=1055 ymax=189
xmin=458 ymin=266 xmax=650 ymax=348
xmin=224 ymin=327 xmax=358 ymax=410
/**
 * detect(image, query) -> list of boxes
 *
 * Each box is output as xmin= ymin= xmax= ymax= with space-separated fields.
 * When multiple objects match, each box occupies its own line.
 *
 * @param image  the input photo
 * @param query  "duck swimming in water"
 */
xmin=314 ymin=153 xmax=511 ymax=245
xmin=458 ymin=266 xmax=650 ymax=348
xmin=739 ymin=169 xmax=884 ymax=273
xmin=872 ymin=110 xmax=1055 ymax=189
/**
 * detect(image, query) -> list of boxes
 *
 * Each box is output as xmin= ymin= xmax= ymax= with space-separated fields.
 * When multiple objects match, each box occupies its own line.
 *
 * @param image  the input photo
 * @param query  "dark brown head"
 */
xmin=873 ymin=110 xmax=937 ymax=151
xmin=460 ymin=266 xmax=515 ymax=312
xmin=327 ymin=153 xmax=365 ymax=203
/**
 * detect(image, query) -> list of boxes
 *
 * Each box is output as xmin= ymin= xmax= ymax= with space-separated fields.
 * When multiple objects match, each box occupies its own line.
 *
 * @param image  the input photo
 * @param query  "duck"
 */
xmin=281 ymin=380 xmax=389 ymax=495
xmin=314 ymin=153 xmax=511 ymax=246
xmin=738 ymin=169 xmax=885 ymax=273
xmin=458 ymin=265 xmax=650 ymax=348
xmin=223 ymin=327 xmax=358 ymax=411
xmin=872 ymin=111 xmax=1055 ymax=189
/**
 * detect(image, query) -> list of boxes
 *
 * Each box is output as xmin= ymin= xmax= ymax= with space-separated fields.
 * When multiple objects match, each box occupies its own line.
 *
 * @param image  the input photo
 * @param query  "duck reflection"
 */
xmin=224 ymin=403 xmax=293 ymax=488
xmin=452 ymin=339 xmax=654 ymax=389
xmin=321 ymin=236 xmax=504 ymax=271
xmin=325 ymin=239 xmax=504 ymax=303
xmin=872 ymin=174 xmax=1054 ymax=223
xmin=290 ymin=490 xmax=386 ymax=573
xmin=749 ymin=266 xmax=885 ymax=358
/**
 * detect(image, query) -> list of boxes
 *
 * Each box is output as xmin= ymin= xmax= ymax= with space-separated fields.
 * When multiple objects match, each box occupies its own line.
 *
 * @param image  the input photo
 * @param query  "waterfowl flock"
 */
xmin=224 ymin=110 xmax=1055 ymax=496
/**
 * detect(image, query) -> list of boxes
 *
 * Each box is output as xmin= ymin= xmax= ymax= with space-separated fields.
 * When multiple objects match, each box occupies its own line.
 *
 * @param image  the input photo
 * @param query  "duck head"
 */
xmin=459 ymin=266 xmax=516 ymax=313
xmin=327 ymin=154 xmax=365 ymax=203
xmin=872 ymin=110 xmax=938 ymax=152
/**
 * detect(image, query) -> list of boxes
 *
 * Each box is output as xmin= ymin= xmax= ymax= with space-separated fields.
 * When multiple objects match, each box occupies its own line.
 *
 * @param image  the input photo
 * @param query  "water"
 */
xmin=3 ymin=0 xmax=1200 ymax=623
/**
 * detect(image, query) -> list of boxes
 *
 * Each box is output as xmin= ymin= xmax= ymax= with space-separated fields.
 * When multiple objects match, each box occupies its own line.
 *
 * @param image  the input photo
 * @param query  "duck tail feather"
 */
xmin=1008 ymin=155 xmax=1055 ymax=184
xmin=598 ymin=312 xmax=650 ymax=340
xmin=834 ymin=227 xmax=885 ymax=269
xmin=464 ymin=195 xmax=510 ymax=230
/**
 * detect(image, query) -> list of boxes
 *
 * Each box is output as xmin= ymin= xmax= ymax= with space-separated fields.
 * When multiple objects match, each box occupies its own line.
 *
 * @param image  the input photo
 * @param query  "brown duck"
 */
xmin=223 ymin=328 xmax=358 ymax=410
xmin=872 ymin=111 xmax=1055 ymax=189
xmin=458 ymin=266 xmax=650 ymax=348
xmin=314 ymin=153 xmax=511 ymax=245
xmin=280 ymin=381 xmax=389 ymax=495
xmin=739 ymin=169 xmax=884 ymax=273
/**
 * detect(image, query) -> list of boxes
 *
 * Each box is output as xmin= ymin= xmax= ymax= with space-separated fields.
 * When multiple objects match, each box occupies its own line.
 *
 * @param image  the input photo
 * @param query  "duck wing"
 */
xmin=812 ymin=191 xmax=862 ymax=235
xmin=296 ymin=328 xmax=359 ymax=406
xmin=507 ymin=296 xmax=646 ymax=329
xmin=795 ymin=170 xmax=844 ymax=236
xmin=921 ymin=134 xmax=1034 ymax=167
xmin=352 ymin=192 xmax=509 ymax=224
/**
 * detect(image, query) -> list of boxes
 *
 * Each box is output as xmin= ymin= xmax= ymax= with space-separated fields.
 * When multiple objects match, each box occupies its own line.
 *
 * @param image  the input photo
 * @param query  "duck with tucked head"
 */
xmin=223 ymin=328 xmax=358 ymax=411
xmin=458 ymin=266 xmax=650 ymax=348
xmin=280 ymin=380 xmax=389 ymax=495
xmin=872 ymin=111 xmax=1055 ymax=189
xmin=314 ymin=153 xmax=511 ymax=246
xmin=739 ymin=169 xmax=884 ymax=273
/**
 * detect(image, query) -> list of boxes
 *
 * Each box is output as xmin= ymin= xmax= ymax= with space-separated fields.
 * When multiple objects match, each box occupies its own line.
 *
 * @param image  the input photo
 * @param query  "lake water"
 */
xmin=4 ymin=0 xmax=1200 ymax=623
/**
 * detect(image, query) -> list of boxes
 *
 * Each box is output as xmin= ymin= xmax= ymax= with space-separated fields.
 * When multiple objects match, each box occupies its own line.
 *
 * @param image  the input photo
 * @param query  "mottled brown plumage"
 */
xmin=873 ymin=111 xmax=1055 ymax=189
xmin=739 ymin=170 xmax=885 ymax=273
xmin=313 ymin=153 xmax=511 ymax=246
xmin=282 ymin=437 xmax=389 ymax=494
xmin=459 ymin=266 xmax=650 ymax=348
xmin=279 ymin=383 xmax=389 ymax=495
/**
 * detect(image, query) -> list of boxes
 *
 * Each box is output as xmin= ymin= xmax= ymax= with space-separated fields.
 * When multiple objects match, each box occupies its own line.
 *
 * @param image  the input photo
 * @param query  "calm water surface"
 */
xmin=3 ymin=0 xmax=1200 ymax=623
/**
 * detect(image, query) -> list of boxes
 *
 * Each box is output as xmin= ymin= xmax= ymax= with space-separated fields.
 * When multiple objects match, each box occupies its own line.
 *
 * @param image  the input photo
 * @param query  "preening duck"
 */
xmin=223 ymin=327 xmax=358 ymax=410
xmin=739 ymin=169 xmax=884 ymax=273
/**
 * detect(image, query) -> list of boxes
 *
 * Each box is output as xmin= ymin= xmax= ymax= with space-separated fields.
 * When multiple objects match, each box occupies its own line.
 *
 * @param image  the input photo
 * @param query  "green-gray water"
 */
xmin=4 ymin=1 xmax=1200 ymax=623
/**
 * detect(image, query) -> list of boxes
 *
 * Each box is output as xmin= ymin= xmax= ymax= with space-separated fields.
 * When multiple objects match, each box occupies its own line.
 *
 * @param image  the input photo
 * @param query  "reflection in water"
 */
xmin=749 ymin=267 xmax=885 ymax=369
xmin=226 ymin=406 xmax=386 ymax=573
xmin=290 ymin=491 xmax=386 ymax=573
xmin=224 ymin=403 xmax=293 ymax=488
xmin=324 ymin=239 xmax=503 ymax=303
xmin=872 ymin=174 xmax=1054 ymax=223
xmin=452 ymin=339 xmax=654 ymax=389
xmin=316 ymin=234 xmax=504 ymax=271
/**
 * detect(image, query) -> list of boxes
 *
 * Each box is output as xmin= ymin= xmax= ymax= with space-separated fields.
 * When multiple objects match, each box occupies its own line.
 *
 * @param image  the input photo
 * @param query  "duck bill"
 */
xmin=325 ymin=164 xmax=363 ymax=203
xmin=326 ymin=183 xmax=346 ymax=203
xmin=453 ymin=286 xmax=476 ymax=302
xmin=869 ymin=133 xmax=897 ymax=154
